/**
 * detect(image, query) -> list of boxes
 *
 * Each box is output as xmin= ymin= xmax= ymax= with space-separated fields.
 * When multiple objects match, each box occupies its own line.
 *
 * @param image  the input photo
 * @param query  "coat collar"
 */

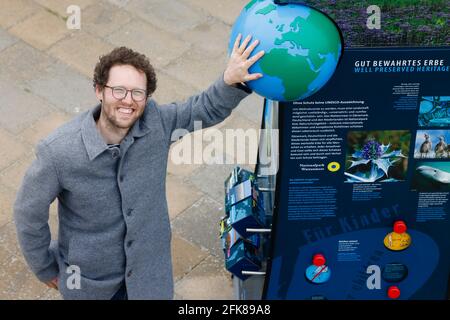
xmin=81 ymin=103 xmax=154 ymax=161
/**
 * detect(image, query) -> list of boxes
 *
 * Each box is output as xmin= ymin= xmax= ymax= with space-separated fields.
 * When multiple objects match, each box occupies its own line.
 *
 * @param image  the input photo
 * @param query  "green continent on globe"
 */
xmin=255 ymin=3 xmax=277 ymax=15
xmin=290 ymin=14 xmax=341 ymax=62
xmin=259 ymin=48 xmax=317 ymax=101
xmin=255 ymin=5 xmax=341 ymax=100
xmin=245 ymin=0 xmax=266 ymax=11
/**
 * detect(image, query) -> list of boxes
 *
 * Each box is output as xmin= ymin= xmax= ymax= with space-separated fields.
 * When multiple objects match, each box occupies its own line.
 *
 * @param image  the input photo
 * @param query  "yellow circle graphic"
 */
xmin=327 ymin=162 xmax=340 ymax=172
xmin=383 ymin=232 xmax=411 ymax=251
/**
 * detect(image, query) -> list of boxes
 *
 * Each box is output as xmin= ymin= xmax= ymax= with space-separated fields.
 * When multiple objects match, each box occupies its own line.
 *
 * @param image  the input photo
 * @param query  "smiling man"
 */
xmin=14 ymin=34 xmax=264 ymax=300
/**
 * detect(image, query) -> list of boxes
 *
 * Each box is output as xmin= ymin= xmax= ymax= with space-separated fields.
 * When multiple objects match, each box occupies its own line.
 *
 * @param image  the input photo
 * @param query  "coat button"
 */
xmin=126 ymin=209 xmax=133 ymax=217
xmin=127 ymin=270 xmax=132 ymax=278
xmin=127 ymin=240 xmax=134 ymax=248
xmin=119 ymin=175 xmax=124 ymax=182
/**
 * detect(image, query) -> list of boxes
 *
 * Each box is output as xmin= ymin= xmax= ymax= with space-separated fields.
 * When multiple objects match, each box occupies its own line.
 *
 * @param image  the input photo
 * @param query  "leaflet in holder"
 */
xmin=225 ymin=240 xmax=261 ymax=281
xmin=229 ymin=180 xmax=252 ymax=207
xmin=224 ymin=167 xmax=255 ymax=212
xmin=229 ymin=194 xmax=265 ymax=238
xmin=221 ymin=217 xmax=261 ymax=281
xmin=221 ymin=217 xmax=260 ymax=251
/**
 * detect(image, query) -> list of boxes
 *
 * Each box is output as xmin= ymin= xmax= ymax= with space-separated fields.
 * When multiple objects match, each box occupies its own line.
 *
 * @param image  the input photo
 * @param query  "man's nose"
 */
xmin=122 ymin=91 xmax=133 ymax=105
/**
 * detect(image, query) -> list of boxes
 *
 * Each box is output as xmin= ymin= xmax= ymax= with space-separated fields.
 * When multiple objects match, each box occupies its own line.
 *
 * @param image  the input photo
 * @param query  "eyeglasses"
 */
xmin=104 ymin=85 xmax=148 ymax=102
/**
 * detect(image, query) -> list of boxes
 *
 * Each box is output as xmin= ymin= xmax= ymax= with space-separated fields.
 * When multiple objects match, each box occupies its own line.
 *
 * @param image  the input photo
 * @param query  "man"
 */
xmin=14 ymin=34 xmax=264 ymax=300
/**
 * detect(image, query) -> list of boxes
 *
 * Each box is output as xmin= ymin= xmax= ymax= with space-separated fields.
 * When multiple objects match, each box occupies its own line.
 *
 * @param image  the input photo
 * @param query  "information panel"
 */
xmin=264 ymin=46 xmax=450 ymax=300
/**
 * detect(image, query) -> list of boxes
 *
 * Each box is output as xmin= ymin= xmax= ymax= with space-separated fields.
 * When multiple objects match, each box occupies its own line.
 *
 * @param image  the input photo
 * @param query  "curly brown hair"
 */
xmin=93 ymin=47 xmax=157 ymax=96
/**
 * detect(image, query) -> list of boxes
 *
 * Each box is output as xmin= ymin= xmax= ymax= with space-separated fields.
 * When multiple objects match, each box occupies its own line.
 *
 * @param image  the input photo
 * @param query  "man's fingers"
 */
xmin=238 ymin=35 xmax=252 ymax=53
xmin=242 ymin=39 xmax=260 ymax=59
xmin=45 ymin=277 xmax=59 ymax=290
xmin=232 ymin=33 xmax=242 ymax=52
xmin=46 ymin=282 xmax=57 ymax=290
xmin=246 ymin=50 xmax=265 ymax=68
xmin=244 ymin=73 xmax=263 ymax=82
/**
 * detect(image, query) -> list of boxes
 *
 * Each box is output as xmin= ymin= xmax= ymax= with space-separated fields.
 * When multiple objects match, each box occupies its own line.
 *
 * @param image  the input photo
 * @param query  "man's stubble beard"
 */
xmin=103 ymin=106 xmax=134 ymax=130
xmin=100 ymin=94 xmax=144 ymax=131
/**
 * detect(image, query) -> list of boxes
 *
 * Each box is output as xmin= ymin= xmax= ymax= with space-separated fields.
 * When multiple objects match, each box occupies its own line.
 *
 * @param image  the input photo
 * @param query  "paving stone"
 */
xmin=215 ymin=111 xmax=260 ymax=166
xmin=181 ymin=0 xmax=248 ymax=26
xmin=168 ymin=121 xmax=221 ymax=162
xmin=0 ymin=42 xmax=57 ymax=86
xmin=0 ymin=255 xmax=48 ymax=300
xmin=126 ymin=0 xmax=207 ymax=34
xmin=0 ymin=29 xmax=18 ymax=52
xmin=188 ymin=163 xmax=240 ymax=204
xmin=49 ymin=203 xmax=59 ymax=240
xmin=227 ymin=93 xmax=264 ymax=171
xmin=0 ymin=200 xmax=58 ymax=255
xmin=0 ymin=129 xmax=28 ymax=172
xmin=49 ymin=200 xmax=58 ymax=217
xmin=180 ymin=17 xmax=231 ymax=58
xmin=25 ymin=61 xmax=98 ymax=115
xmin=20 ymin=112 xmax=72 ymax=147
xmin=34 ymin=0 xmax=96 ymax=18
xmin=0 ymin=199 xmax=58 ymax=254
xmin=106 ymin=0 xmax=132 ymax=8
xmin=171 ymin=196 xmax=225 ymax=260
xmin=174 ymin=292 xmax=182 ymax=300
xmin=0 ymin=212 xmax=10 ymax=232
xmin=0 ymin=246 xmax=14 ymax=278
xmin=171 ymin=233 xmax=208 ymax=282
xmin=233 ymin=90 xmax=265 ymax=124
xmin=106 ymin=20 xmax=190 ymax=69
xmin=81 ymin=1 xmax=133 ymax=38
xmin=175 ymin=255 xmax=233 ymax=300
xmin=0 ymin=219 xmax=59 ymax=298
xmin=168 ymin=128 xmax=228 ymax=177
xmin=48 ymin=31 xmax=115 ymax=78
xmin=0 ymin=184 xmax=16 ymax=229
xmin=151 ymin=70 xmax=198 ymax=105
xmin=0 ymin=78 xmax=53 ymax=135
xmin=167 ymin=136 xmax=203 ymax=177
xmin=218 ymin=104 xmax=259 ymax=131
xmin=9 ymin=9 xmax=71 ymax=51
xmin=38 ymin=288 xmax=62 ymax=300
xmin=166 ymin=174 xmax=203 ymax=220
xmin=164 ymin=47 xmax=226 ymax=91
xmin=195 ymin=127 xmax=238 ymax=166
xmin=0 ymin=222 xmax=22 ymax=260
xmin=0 ymin=158 xmax=32 ymax=192
xmin=0 ymin=0 xmax=40 ymax=29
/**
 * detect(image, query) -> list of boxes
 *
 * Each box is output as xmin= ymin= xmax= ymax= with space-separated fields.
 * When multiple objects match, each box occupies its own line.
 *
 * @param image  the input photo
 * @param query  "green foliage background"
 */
xmin=304 ymin=0 xmax=449 ymax=47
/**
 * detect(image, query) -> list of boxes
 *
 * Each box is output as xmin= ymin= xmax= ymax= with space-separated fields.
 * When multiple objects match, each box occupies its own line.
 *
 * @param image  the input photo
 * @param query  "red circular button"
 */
xmin=387 ymin=286 xmax=401 ymax=299
xmin=313 ymin=254 xmax=326 ymax=266
xmin=393 ymin=221 xmax=407 ymax=234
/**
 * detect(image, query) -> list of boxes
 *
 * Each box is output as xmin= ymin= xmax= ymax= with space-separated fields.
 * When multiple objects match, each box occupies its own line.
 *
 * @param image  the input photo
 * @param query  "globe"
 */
xmin=229 ymin=0 xmax=343 ymax=102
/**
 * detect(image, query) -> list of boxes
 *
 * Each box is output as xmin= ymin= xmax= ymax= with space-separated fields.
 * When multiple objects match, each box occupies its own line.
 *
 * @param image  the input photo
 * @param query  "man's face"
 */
xmin=96 ymin=64 xmax=148 ymax=130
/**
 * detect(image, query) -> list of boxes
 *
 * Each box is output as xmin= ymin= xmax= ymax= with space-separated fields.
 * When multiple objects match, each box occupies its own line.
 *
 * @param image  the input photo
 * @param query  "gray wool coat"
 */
xmin=14 ymin=77 xmax=251 ymax=300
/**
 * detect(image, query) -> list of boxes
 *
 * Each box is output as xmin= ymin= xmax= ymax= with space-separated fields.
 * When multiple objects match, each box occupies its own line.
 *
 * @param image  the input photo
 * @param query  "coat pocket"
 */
xmin=67 ymin=235 xmax=125 ymax=280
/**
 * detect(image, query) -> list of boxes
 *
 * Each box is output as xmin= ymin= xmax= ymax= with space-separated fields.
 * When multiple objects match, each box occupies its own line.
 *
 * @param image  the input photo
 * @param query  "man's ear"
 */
xmin=95 ymin=85 xmax=103 ymax=102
